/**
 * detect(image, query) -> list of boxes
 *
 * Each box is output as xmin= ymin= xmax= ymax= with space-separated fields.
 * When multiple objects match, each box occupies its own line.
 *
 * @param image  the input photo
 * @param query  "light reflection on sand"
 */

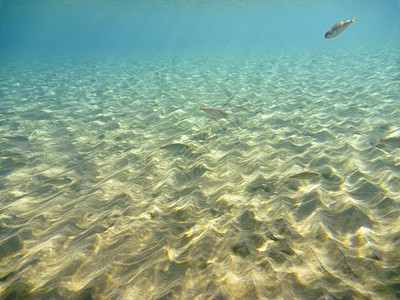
xmin=0 ymin=45 xmax=400 ymax=299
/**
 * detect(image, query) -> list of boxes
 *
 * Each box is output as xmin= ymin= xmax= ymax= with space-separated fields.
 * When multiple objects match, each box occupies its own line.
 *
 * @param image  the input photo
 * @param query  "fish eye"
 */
xmin=329 ymin=32 xmax=332 ymax=35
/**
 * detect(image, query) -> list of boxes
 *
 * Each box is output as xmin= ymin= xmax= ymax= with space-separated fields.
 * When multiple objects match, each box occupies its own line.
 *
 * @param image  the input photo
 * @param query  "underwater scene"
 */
xmin=1 ymin=0 xmax=400 ymax=299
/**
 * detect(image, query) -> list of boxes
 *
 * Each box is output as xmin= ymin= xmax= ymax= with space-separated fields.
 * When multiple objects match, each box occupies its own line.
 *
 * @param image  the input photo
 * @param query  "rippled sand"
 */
xmin=1 ymin=45 xmax=400 ymax=299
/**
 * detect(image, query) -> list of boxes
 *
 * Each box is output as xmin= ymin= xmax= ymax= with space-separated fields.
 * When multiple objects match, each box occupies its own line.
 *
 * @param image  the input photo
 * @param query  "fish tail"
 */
xmin=351 ymin=17 xmax=355 ymax=23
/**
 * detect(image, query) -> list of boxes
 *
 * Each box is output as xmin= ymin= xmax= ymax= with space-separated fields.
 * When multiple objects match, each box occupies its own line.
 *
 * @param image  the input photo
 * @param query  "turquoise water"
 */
xmin=1 ymin=1 xmax=400 ymax=299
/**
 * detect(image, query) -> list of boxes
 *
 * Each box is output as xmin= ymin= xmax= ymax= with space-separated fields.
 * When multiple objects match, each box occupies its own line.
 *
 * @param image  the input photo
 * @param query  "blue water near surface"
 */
xmin=1 ymin=0 xmax=400 ymax=299
xmin=1 ymin=0 xmax=399 ymax=60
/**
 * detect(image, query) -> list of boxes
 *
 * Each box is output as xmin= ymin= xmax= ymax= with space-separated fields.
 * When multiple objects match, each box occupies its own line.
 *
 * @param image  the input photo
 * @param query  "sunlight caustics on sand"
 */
xmin=0 ymin=44 xmax=400 ymax=299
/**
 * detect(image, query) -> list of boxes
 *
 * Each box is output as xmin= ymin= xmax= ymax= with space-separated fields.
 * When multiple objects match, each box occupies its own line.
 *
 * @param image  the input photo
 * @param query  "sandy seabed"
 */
xmin=1 ymin=44 xmax=400 ymax=299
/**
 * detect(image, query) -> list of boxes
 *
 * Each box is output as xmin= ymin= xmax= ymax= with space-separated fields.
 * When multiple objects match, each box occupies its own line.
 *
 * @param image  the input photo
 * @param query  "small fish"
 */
xmin=192 ymin=132 xmax=210 ymax=141
xmin=45 ymin=176 xmax=73 ymax=186
xmin=0 ymin=151 xmax=24 ymax=159
xmin=289 ymin=171 xmax=320 ymax=180
xmin=1 ymin=136 xmax=29 ymax=142
xmin=200 ymin=107 xmax=228 ymax=118
xmin=160 ymin=143 xmax=192 ymax=151
xmin=0 ymin=161 xmax=25 ymax=171
xmin=161 ymin=143 xmax=196 ymax=158
xmin=379 ymin=137 xmax=400 ymax=148
xmin=325 ymin=18 xmax=355 ymax=39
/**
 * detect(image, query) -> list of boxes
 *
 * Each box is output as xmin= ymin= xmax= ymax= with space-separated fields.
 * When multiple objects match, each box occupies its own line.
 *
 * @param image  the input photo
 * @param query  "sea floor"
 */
xmin=1 ymin=44 xmax=400 ymax=299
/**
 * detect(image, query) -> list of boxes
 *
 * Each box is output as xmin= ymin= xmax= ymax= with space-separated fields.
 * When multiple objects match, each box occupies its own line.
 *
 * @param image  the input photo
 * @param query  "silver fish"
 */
xmin=289 ymin=171 xmax=320 ymax=180
xmin=46 ymin=176 xmax=73 ymax=186
xmin=200 ymin=107 xmax=228 ymax=118
xmin=160 ymin=143 xmax=192 ymax=151
xmin=2 ymin=136 xmax=29 ymax=142
xmin=0 ymin=151 xmax=24 ymax=159
xmin=380 ymin=137 xmax=400 ymax=148
xmin=325 ymin=18 xmax=355 ymax=39
xmin=0 ymin=161 xmax=25 ymax=171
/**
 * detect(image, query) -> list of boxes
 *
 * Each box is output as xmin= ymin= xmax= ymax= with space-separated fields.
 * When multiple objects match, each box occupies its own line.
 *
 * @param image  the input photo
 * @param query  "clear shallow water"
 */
xmin=1 ymin=1 xmax=400 ymax=299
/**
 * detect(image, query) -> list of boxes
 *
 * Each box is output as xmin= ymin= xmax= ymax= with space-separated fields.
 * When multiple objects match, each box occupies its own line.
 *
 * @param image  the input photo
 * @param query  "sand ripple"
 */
xmin=1 ymin=44 xmax=400 ymax=299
